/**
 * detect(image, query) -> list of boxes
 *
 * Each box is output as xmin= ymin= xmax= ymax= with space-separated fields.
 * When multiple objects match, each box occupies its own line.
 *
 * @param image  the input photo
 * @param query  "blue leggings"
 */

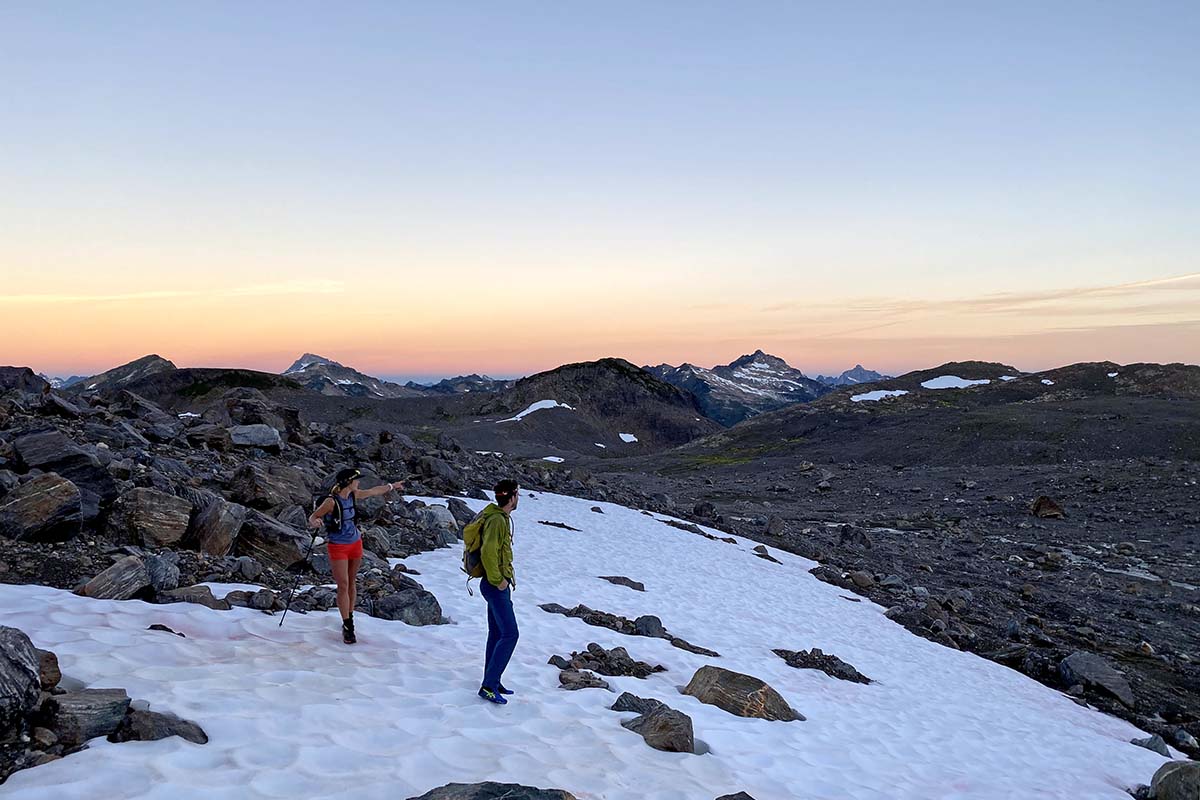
xmin=481 ymin=579 xmax=519 ymax=690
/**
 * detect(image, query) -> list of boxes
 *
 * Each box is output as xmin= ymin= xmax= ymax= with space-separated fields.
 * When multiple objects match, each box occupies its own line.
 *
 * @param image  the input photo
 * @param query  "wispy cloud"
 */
xmin=0 ymin=280 xmax=346 ymax=305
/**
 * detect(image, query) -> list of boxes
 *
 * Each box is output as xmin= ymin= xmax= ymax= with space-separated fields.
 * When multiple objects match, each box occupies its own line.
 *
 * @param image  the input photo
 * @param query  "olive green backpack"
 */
xmin=461 ymin=509 xmax=488 ymax=584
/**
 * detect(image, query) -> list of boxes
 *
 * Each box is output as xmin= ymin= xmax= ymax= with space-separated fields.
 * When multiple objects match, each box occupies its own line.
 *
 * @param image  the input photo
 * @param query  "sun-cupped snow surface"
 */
xmin=920 ymin=376 xmax=991 ymax=390
xmin=619 ymin=433 xmax=638 ymax=443
xmin=850 ymin=389 xmax=909 ymax=403
xmin=0 ymin=492 xmax=1169 ymax=800
xmin=497 ymin=400 xmax=575 ymax=423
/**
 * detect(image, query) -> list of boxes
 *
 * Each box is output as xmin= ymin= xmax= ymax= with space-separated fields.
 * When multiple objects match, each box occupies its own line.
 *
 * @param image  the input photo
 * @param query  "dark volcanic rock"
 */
xmin=0 ymin=626 xmax=40 ymax=738
xmin=0 ymin=473 xmax=82 ymax=542
xmin=682 ymin=665 xmax=803 ymax=722
xmin=406 ymin=782 xmax=577 ymax=800
xmin=109 ymin=708 xmax=208 ymax=745
xmin=1059 ymin=651 xmax=1135 ymax=708
xmin=773 ymin=648 xmax=872 ymax=684
xmin=42 ymin=688 xmax=131 ymax=746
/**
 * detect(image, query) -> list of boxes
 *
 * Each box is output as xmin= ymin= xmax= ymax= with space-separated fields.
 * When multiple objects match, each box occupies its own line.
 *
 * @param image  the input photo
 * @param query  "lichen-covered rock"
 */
xmin=682 ymin=665 xmax=803 ymax=722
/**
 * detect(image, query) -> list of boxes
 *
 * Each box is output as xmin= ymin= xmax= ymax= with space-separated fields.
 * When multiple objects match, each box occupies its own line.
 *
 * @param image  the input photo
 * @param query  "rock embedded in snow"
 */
xmin=1151 ymin=761 xmax=1200 ymax=800
xmin=621 ymin=704 xmax=695 ymax=754
xmin=41 ymin=688 xmax=131 ymax=746
xmin=1059 ymin=652 xmax=1136 ymax=708
xmin=0 ymin=626 xmax=40 ymax=737
xmin=109 ymin=708 xmax=208 ymax=745
xmin=157 ymin=585 xmax=231 ymax=611
xmin=78 ymin=555 xmax=151 ymax=600
xmin=550 ymin=643 xmax=666 ymax=679
xmin=611 ymin=693 xmax=666 ymax=716
xmin=773 ymin=648 xmax=872 ymax=684
xmin=0 ymin=473 xmax=82 ymax=542
xmin=598 ymin=575 xmax=644 ymax=592
xmin=407 ymin=782 xmax=578 ymax=800
xmin=682 ymin=665 xmax=803 ymax=722
xmin=558 ymin=669 xmax=609 ymax=691
xmin=715 ymin=794 xmax=757 ymax=800
xmin=1130 ymin=734 xmax=1170 ymax=757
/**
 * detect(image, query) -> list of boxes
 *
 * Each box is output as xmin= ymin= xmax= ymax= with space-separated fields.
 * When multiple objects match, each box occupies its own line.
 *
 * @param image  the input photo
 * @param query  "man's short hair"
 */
xmin=494 ymin=479 xmax=519 ymax=503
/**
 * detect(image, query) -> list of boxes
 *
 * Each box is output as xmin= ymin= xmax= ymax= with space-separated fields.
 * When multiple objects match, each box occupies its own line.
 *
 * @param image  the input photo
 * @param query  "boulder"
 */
xmin=766 ymin=515 xmax=786 ymax=536
xmin=370 ymin=586 xmax=444 ymax=626
xmin=1130 ymin=734 xmax=1170 ymax=757
xmin=185 ymin=496 xmax=248 ymax=556
xmin=109 ymin=708 xmax=208 ymax=745
xmin=1151 ymin=761 xmax=1200 ymax=800
xmin=0 ymin=626 xmax=40 ymax=738
xmin=0 ymin=473 xmax=82 ymax=542
xmin=79 ymin=555 xmax=152 ymax=601
xmin=406 ymin=783 xmax=577 ymax=800
xmin=773 ymin=648 xmax=871 ymax=684
xmin=235 ymin=510 xmax=311 ymax=570
xmin=1059 ymin=651 xmax=1135 ymax=708
xmin=41 ymin=688 xmax=130 ymax=745
xmin=12 ymin=430 xmax=118 ymax=520
xmin=1031 ymin=496 xmax=1066 ymax=519
xmin=0 ymin=366 xmax=50 ymax=398
xmin=621 ymin=705 xmax=695 ymax=754
xmin=416 ymin=457 xmax=462 ymax=487
xmin=107 ymin=487 xmax=192 ymax=548
xmin=446 ymin=498 xmax=477 ymax=527
xmin=228 ymin=424 xmax=282 ymax=451
xmin=558 ymin=669 xmax=609 ymax=691
xmin=553 ymin=643 xmax=665 ymax=679
xmin=157 ymin=585 xmax=232 ymax=611
xmin=144 ymin=555 xmax=181 ymax=593
xmin=184 ymin=424 xmax=233 ymax=451
xmin=611 ymin=693 xmax=665 ymax=716
xmin=228 ymin=463 xmax=310 ymax=510
xmin=422 ymin=505 xmax=459 ymax=534
xmin=633 ymin=615 xmax=668 ymax=638
xmin=682 ymin=666 xmax=803 ymax=722
xmin=36 ymin=649 xmax=61 ymax=691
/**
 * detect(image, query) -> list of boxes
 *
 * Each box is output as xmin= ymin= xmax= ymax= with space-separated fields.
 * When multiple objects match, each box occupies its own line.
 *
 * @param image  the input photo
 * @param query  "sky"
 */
xmin=2 ymin=1 xmax=1198 ymax=382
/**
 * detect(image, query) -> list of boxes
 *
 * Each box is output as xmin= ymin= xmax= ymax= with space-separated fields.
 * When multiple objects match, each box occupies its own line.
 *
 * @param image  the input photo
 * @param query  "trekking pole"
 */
xmin=279 ymin=528 xmax=322 ymax=628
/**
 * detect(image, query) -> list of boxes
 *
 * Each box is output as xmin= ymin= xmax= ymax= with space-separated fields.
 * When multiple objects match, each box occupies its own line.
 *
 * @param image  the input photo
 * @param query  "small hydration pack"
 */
xmin=316 ymin=491 xmax=356 ymax=535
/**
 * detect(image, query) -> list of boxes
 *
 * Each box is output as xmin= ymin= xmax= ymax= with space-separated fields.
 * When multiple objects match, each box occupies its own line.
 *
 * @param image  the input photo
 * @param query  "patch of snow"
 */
xmin=921 ymin=375 xmax=991 ymax=390
xmin=497 ymin=400 xmax=575 ymax=423
xmin=619 ymin=433 xmax=639 ymax=443
xmin=475 ymin=451 xmax=503 ymax=457
xmin=999 ymin=376 xmax=1018 ymax=382
xmin=542 ymin=456 xmax=565 ymax=463
xmin=851 ymin=389 xmax=910 ymax=403
xmin=1108 ymin=372 xmax=1119 ymax=378
xmin=1042 ymin=379 xmax=1056 ymax=386
xmin=177 ymin=412 xmax=201 ymax=419
xmin=335 ymin=379 xmax=356 ymax=385
xmin=87 ymin=383 xmax=97 ymax=390
xmin=0 ymin=491 xmax=1171 ymax=800
xmin=594 ymin=443 xmax=607 ymax=448
xmin=197 ymin=581 xmax=271 ymax=597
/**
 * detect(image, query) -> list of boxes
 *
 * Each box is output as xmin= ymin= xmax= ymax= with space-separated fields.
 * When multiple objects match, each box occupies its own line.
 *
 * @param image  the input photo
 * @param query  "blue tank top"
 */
xmin=328 ymin=494 xmax=360 ymax=545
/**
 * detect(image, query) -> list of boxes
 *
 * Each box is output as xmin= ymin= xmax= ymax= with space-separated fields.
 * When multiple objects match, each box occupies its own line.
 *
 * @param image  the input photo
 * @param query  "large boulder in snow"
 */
xmin=41 ymin=688 xmax=130 ymax=746
xmin=682 ymin=666 xmax=803 ymax=722
xmin=235 ymin=510 xmax=311 ymax=570
xmin=0 ymin=626 xmax=41 ymax=739
xmin=184 ymin=495 xmax=248 ymax=556
xmin=0 ymin=473 xmax=82 ymax=542
xmin=1059 ymin=651 xmax=1135 ymax=708
xmin=106 ymin=487 xmax=192 ymax=548
xmin=109 ymin=708 xmax=208 ymax=745
xmin=78 ymin=555 xmax=152 ymax=601
xmin=1151 ymin=760 xmax=1200 ymax=800
xmin=12 ymin=430 xmax=118 ymax=520
xmin=620 ymin=704 xmax=695 ymax=754
xmin=407 ymin=783 xmax=577 ymax=800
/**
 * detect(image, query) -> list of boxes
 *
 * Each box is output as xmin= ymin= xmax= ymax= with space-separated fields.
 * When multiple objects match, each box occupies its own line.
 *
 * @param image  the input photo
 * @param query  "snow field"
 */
xmin=0 ymin=492 xmax=1171 ymax=800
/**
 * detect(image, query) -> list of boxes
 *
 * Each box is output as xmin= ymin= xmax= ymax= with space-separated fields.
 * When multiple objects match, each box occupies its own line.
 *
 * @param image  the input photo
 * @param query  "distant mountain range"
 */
xmin=405 ymin=374 xmax=514 ymax=395
xmin=61 ymin=355 xmax=177 ymax=393
xmin=814 ymin=364 xmax=891 ymax=386
xmin=645 ymin=350 xmax=839 ymax=426
xmin=282 ymin=354 xmax=423 ymax=399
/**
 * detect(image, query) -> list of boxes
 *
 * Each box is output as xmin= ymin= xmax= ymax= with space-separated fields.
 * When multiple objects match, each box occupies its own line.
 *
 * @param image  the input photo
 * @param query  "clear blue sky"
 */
xmin=3 ymin=2 xmax=1198 ymax=379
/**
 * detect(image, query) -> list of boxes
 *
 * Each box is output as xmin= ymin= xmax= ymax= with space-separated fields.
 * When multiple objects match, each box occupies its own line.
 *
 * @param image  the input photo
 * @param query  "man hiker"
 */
xmin=477 ymin=479 xmax=520 ymax=704
xmin=308 ymin=468 xmax=405 ymax=644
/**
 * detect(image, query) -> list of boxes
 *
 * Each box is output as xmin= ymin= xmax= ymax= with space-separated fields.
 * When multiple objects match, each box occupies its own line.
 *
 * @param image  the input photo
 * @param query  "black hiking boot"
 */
xmin=342 ymin=616 xmax=356 ymax=644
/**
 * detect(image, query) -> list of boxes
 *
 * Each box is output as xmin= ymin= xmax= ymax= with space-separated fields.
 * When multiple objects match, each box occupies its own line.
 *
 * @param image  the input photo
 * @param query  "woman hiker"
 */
xmin=308 ymin=468 xmax=405 ymax=644
xmin=478 ymin=479 xmax=520 ymax=704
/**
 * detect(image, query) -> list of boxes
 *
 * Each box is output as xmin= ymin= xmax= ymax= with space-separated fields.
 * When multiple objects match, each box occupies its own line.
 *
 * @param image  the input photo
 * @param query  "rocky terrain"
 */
xmin=646 ymin=350 xmax=832 ymax=426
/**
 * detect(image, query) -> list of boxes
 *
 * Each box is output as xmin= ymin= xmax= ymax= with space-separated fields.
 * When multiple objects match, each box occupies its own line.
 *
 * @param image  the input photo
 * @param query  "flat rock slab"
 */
xmin=157 ymin=585 xmax=232 ymax=611
xmin=79 ymin=555 xmax=151 ymax=601
xmin=109 ymin=709 xmax=208 ymax=745
xmin=407 ymin=782 xmax=577 ymax=800
xmin=773 ymin=647 xmax=872 ymax=684
xmin=1060 ymin=651 xmax=1135 ymax=708
xmin=682 ymin=665 xmax=804 ymax=722
xmin=0 ymin=473 xmax=82 ymax=542
xmin=598 ymin=575 xmax=645 ymax=592
xmin=44 ymin=688 xmax=131 ymax=745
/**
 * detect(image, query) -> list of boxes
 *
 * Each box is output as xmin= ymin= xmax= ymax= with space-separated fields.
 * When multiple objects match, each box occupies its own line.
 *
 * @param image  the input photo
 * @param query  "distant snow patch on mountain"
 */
xmin=497 ymin=400 xmax=574 ymax=423
xmin=851 ymin=389 xmax=910 ymax=403
xmin=921 ymin=376 xmax=991 ymax=390
xmin=1042 ymin=379 xmax=1056 ymax=385
xmin=619 ymin=433 xmax=638 ymax=443
xmin=542 ymin=456 xmax=565 ymax=463
xmin=999 ymin=376 xmax=1018 ymax=382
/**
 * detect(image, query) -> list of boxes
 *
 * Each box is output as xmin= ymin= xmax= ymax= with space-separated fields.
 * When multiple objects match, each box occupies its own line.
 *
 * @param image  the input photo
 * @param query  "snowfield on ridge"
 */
xmin=0 ymin=491 xmax=1172 ymax=800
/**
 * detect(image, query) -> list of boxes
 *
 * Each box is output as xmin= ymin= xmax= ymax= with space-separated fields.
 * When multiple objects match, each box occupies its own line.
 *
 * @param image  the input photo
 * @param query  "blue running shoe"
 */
xmin=478 ymin=686 xmax=508 ymax=705
xmin=498 ymin=685 xmax=514 ymax=695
